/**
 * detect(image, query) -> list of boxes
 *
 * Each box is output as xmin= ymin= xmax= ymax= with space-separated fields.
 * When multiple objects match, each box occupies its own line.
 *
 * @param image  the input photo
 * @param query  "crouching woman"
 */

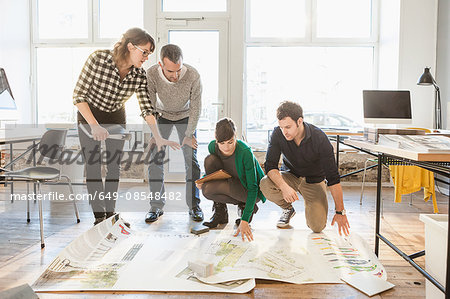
xmin=197 ymin=117 xmax=265 ymax=241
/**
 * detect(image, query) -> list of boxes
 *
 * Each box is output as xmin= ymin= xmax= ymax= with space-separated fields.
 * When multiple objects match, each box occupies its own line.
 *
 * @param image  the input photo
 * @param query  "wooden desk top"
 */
xmin=344 ymin=139 xmax=450 ymax=162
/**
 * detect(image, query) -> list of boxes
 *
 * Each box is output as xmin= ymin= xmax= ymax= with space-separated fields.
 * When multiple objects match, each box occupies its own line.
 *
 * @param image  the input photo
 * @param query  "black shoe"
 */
xmin=189 ymin=206 xmax=204 ymax=222
xmin=203 ymin=203 xmax=228 ymax=228
xmin=105 ymin=212 xmax=130 ymax=228
xmin=145 ymin=208 xmax=164 ymax=223
xmin=236 ymin=203 xmax=259 ymax=226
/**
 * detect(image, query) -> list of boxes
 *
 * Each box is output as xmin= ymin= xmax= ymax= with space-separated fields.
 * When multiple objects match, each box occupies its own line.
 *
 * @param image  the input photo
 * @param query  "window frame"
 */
xmin=245 ymin=0 xmax=311 ymax=43
xmin=246 ymin=0 xmax=378 ymax=44
xmin=243 ymin=0 xmax=380 ymax=142
xmin=311 ymin=0 xmax=378 ymax=43
xmin=31 ymin=0 xmax=154 ymax=124
xmin=157 ymin=0 xmax=230 ymax=18
xmin=32 ymin=0 xmax=93 ymax=44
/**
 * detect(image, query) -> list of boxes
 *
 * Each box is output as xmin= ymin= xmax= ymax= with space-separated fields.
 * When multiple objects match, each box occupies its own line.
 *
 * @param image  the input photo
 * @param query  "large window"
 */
xmin=36 ymin=47 xmax=95 ymax=124
xmin=245 ymin=0 xmax=377 ymax=148
xmin=37 ymin=0 xmax=89 ymax=40
xmin=32 ymin=0 xmax=376 ymax=141
xmin=316 ymin=0 xmax=372 ymax=38
xmin=33 ymin=0 xmax=144 ymax=124
xmin=248 ymin=0 xmax=307 ymax=39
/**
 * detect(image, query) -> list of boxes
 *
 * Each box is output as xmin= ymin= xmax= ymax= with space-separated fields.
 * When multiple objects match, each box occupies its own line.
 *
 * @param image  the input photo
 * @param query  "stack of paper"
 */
xmin=378 ymin=134 xmax=450 ymax=153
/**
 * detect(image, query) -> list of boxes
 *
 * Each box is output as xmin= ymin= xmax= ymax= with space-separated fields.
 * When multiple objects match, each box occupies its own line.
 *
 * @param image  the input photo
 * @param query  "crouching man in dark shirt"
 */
xmin=260 ymin=101 xmax=350 ymax=235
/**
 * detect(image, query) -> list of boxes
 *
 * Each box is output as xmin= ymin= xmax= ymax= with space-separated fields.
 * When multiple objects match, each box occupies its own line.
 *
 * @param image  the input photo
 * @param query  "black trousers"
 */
xmin=78 ymin=105 xmax=125 ymax=219
xmin=201 ymin=154 xmax=250 ymax=205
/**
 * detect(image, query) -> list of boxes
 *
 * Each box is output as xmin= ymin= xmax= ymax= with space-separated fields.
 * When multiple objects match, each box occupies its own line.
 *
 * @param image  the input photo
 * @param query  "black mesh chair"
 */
xmin=0 ymin=129 xmax=80 ymax=248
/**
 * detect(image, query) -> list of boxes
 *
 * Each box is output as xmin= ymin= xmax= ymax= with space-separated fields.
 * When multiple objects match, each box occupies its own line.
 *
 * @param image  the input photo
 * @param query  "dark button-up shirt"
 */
xmin=264 ymin=122 xmax=340 ymax=186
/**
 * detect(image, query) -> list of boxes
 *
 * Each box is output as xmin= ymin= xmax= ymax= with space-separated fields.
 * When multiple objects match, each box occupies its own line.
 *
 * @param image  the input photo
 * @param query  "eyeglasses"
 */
xmin=133 ymin=44 xmax=151 ymax=57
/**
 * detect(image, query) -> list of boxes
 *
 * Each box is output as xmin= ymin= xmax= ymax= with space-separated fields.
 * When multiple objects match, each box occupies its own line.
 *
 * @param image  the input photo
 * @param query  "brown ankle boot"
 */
xmin=203 ymin=202 xmax=228 ymax=228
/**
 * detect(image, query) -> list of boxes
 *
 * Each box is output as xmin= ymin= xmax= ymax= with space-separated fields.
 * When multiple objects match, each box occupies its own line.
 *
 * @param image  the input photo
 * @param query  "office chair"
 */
xmin=0 ymin=129 xmax=80 ymax=248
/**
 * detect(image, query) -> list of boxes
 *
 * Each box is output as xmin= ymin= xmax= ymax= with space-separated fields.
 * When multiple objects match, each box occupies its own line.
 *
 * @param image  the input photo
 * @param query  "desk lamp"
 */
xmin=417 ymin=67 xmax=441 ymax=129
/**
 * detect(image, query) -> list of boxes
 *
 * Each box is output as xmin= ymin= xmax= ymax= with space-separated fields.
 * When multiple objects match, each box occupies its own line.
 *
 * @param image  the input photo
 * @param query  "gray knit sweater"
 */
xmin=146 ymin=63 xmax=202 ymax=137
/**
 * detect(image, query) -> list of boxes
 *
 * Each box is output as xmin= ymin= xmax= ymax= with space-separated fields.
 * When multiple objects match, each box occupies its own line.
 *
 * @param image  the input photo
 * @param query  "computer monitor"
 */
xmin=363 ymin=90 xmax=412 ymax=125
xmin=0 ymin=68 xmax=18 ymax=121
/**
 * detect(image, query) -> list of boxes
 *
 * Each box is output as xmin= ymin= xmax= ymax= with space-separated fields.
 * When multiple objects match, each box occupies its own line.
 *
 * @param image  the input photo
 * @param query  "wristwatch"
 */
xmin=335 ymin=209 xmax=346 ymax=216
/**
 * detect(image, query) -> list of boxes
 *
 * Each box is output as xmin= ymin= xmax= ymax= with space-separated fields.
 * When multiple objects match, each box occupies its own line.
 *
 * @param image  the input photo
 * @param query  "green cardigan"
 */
xmin=208 ymin=139 xmax=266 ymax=222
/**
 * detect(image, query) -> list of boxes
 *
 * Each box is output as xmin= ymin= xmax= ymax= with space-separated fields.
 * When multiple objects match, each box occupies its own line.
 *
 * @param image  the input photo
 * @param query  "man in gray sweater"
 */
xmin=145 ymin=44 xmax=203 ymax=223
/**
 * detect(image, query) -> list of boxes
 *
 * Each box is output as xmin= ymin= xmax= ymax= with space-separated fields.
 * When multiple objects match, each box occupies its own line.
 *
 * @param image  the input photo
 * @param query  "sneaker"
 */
xmin=276 ymin=207 xmax=296 ymax=228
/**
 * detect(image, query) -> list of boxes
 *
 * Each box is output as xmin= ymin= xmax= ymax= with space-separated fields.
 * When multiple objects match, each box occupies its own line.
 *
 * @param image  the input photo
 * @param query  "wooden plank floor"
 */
xmin=0 ymin=182 xmax=447 ymax=298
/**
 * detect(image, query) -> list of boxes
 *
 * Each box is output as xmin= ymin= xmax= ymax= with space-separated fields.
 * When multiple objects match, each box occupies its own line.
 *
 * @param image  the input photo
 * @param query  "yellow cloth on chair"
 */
xmin=389 ymin=165 xmax=438 ymax=213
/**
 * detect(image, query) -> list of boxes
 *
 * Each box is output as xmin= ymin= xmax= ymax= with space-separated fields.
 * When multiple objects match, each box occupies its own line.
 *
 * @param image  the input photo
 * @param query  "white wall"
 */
xmin=398 ymin=0 xmax=438 ymax=129
xmin=0 ymin=0 xmax=32 ymax=124
xmin=436 ymin=0 xmax=450 ymax=129
xmin=378 ymin=0 xmax=437 ymax=128
xmin=379 ymin=0 xmax=438 ymax=128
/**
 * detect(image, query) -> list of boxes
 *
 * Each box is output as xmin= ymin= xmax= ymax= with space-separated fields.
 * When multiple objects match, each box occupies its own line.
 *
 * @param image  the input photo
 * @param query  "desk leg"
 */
xmin=9 ymin=143 xmax=13 ymax=199
xmin=446 ymin=185 xmax=450 ymax=299
xmin=336 ymin=135 xmax=340 ymax=168
xmin=33 ymin=141 xmax=37 ymax=197
xmin=374 ymin=154 xmax=382 ymax=257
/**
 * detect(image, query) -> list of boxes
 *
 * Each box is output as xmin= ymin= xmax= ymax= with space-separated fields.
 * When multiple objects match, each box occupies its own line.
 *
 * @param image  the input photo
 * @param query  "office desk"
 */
xmin=323 ymin=130 xmax=364 ymax=168
xmin=0 ymin=130 xmax=43 ymax=195
xmin=345 ymin=139 xmax=450 ymax=298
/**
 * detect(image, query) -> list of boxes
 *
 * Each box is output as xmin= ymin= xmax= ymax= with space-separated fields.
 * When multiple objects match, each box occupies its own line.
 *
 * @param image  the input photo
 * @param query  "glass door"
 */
xmin=157 ymin=20 xmax=228 ymax=181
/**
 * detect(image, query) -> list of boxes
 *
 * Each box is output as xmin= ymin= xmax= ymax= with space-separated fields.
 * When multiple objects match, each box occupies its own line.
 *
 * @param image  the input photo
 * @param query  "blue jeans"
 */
xmin=147 ymin=117 xmax=201 ymax=210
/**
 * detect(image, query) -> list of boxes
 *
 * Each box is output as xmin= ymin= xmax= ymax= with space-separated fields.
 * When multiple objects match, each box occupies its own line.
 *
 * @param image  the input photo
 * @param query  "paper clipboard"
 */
xmin=195 ymin=169 xmax=231 ymax=184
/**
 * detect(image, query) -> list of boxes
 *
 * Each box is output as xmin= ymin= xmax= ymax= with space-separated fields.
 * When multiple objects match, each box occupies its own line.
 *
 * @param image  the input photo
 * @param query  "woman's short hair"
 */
xmin=276 ymin=101 xmax=303 ymax=122
xmin=113 ymin=27 xmax=155 ymax=65
xmin=215 ymin=117 xmax=236 ymax=143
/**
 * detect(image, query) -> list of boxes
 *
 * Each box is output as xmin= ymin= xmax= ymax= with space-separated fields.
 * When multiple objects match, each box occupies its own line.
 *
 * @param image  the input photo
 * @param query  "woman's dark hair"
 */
xmin=113 ymin=27 xmax=155 ymax=65
xmin=276 ymin=101 xmax=303 ymax=122
xmin=215 ymin=117 xmax=236 ymax=143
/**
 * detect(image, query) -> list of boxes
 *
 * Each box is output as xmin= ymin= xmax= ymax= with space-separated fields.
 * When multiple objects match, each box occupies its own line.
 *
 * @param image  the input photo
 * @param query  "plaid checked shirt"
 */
xmin=73 ymin=50 xmax=158 ymax=119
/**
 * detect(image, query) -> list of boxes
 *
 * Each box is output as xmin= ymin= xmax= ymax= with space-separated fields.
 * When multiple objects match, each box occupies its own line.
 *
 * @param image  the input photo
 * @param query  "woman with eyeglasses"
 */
xmin=73 ymin=27 xmax=180 ymax=226
xmin=196 ymin=118 xmax=266 ymax=242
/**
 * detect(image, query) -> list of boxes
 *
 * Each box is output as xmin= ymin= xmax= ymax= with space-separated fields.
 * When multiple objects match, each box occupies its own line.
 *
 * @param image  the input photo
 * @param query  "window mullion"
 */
xmin=91 ymin=0 xmax=97 ymax=44
xmin=371 ymin=0 xmax=379 ymax=43
xmin=308 ymin=0 xmax=314 ymax=43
